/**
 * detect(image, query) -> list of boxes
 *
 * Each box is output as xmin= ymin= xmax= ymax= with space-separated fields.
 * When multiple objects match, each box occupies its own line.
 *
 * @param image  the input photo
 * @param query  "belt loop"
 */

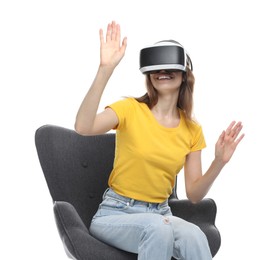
xmin=129 ymin=199 xmax=135 ymax=206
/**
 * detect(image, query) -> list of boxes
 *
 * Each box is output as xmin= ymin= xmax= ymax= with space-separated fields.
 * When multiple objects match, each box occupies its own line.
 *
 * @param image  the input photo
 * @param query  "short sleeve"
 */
xmin=190 ymin=124 xmax=206 ymax=152
xmin=105 ymin=98 xmax=133 ymax=130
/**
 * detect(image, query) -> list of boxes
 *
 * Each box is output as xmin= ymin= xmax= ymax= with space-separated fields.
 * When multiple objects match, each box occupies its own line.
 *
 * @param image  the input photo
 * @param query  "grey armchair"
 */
xmin=35 ymin=124 xmax=221 ymax=259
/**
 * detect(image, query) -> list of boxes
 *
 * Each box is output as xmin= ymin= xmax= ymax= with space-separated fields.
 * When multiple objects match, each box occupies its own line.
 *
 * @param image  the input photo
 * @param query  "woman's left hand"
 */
xmin=215 ymin=121 xmax=245 ymax=165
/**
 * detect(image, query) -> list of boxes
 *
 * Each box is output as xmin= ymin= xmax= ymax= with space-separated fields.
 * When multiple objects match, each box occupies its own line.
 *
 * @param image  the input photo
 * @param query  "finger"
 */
xmin=217 ymin=130 xmax=225 ymax=145
xmin=227 ymin=121 xmax=243 ymax=138
xmin=111 ymin=21 xmax=117 ymax=40
xmin=115 ymin=23 xmax=121 ymax=43
xmin=99 ymin=28 xmax=104 ymax=44
xmin=106 ymin=23 xmax=112 ymax=42
xmin=234 ymin=133 xmax=245 ymax=146
xmin=227 ymin=121 xmax=242 ymax=139
xmin=225 ymin=121 xmax=236 ymax=135
xmin=121 ymin=36 xmax=127 ymax=53
xmin=232 ymin=122 xmax=243 ymax=139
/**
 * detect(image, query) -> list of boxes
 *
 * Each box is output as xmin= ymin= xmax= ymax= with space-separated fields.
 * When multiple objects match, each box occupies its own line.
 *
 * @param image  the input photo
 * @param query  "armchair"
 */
xmin=35 ymin=124 xmax=221 ymax=259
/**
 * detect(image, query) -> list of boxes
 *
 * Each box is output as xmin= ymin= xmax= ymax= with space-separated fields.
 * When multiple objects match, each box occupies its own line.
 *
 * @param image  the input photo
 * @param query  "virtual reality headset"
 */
xmin=139 ymin=40 xmax=193 ymax=74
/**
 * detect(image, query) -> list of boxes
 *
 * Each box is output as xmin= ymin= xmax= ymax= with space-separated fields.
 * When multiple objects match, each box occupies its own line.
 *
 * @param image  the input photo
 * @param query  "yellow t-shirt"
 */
xmin=107 ymin=97 xmax=206 ymax=203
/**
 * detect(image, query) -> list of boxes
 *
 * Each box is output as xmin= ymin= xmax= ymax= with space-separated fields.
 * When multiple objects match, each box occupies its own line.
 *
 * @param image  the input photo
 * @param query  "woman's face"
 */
xmin=149 ymin=70 xmax=183 ymax=94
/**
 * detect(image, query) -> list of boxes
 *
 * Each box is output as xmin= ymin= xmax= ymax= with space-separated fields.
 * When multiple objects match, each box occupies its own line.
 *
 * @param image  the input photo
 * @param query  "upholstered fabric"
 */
xmin=35 ymin=124 xmax=221 ymax=259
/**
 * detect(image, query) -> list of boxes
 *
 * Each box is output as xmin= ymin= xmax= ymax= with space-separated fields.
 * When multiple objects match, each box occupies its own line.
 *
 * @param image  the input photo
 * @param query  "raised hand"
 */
xmin=99 ymin=21 xmax=127 ymax=69
xmin=215 ymin=121 xmax=245 ymax=164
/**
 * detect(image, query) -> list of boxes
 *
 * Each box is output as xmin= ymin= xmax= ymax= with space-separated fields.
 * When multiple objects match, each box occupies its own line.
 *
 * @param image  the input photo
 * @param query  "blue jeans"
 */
xmin=90 ymin=188 xmax=212 ymax=260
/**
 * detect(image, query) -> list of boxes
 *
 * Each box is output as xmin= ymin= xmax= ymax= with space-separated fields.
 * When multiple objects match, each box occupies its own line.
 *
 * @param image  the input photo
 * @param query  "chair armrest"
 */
xmin=53 ymin=201 xmax=136 ymax=260
xmin=169 ymin=198 xmax=217 ymax=225
xmin=169 ymin=198 xmax=221 ymax=257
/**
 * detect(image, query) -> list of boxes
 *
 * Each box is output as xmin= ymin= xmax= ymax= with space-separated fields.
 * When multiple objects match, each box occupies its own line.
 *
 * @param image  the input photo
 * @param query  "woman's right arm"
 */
xmin=75 ymin=21 xmax=127 ymax=136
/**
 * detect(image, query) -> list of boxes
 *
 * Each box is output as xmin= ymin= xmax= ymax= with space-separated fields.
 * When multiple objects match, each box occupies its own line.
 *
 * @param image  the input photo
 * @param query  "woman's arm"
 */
xmin=75 ymin=21 xmax=127 ymax=136
xmin=184 ymin=121 xmax=245 ymax=203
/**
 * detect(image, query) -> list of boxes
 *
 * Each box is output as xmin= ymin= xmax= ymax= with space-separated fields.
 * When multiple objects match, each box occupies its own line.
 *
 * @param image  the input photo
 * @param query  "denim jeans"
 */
xmin=90 ymin=188 xmax=212 ymax=260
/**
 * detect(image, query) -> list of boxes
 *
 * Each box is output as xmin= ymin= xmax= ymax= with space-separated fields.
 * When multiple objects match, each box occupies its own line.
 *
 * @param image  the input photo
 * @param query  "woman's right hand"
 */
xmin=99 ymin=21 xmax=127 ymax=69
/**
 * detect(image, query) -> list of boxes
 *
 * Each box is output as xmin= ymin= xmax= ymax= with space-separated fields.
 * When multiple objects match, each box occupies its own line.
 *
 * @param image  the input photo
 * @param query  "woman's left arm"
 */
xmin=184 ymin=121 xmax=245 ymax=203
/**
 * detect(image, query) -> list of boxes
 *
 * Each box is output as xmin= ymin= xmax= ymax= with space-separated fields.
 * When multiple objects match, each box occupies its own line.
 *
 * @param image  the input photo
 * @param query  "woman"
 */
xmin=75 ymin=21 xmax=244 ymax=260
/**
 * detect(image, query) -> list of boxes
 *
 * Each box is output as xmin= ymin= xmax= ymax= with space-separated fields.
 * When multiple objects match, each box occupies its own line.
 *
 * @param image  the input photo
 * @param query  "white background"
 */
xmin=1 ymin=0 xmax=276 ymax=259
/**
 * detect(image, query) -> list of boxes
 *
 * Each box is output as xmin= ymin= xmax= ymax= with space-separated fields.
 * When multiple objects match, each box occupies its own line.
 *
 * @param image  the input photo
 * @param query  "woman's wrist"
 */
xmin=212 ymin=156 xmax=226 ymax=170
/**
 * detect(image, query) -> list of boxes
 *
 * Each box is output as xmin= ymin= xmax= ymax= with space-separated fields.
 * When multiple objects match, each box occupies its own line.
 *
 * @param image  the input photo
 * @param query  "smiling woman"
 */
xmin=74 ymin=21 xmax=244 ymax=260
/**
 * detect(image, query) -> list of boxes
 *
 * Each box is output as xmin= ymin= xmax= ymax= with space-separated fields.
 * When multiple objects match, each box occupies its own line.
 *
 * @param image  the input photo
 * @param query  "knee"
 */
xmin=174 ymin=224 xmax=212 ymax=260
xmin=182 ymin=224 xmax=209 ymax=249
xmin=188 ymin=225 xmax=207 ymax=242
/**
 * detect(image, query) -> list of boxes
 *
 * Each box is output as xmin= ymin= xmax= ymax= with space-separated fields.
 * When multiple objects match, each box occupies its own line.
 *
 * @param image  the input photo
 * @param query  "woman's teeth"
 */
xmin=157 ymin=75 xmax=172 ymax=80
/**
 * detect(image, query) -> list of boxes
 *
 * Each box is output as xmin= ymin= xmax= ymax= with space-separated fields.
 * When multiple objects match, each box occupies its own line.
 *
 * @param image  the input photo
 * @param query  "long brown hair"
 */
xmin=135 ymin=68 xmax=195 ymax=121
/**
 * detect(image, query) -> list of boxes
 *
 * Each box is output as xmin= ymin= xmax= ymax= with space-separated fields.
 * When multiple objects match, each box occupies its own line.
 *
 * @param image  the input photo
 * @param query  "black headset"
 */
xmin=139 ymin=40 xmax=193 ymax=74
